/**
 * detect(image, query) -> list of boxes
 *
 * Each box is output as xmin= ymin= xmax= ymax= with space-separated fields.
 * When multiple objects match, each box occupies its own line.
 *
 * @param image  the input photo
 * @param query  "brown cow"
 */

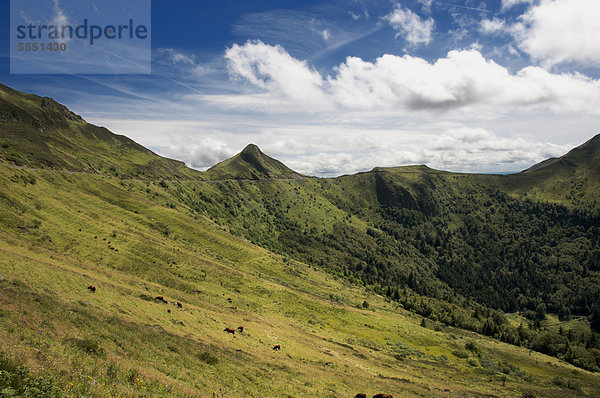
xmin=273 ymin=345 xmax=281 ymax=351
xmin=87 ymin=285 xmax=96 ymax=293
xmin=237 ymin=326 xmax=244 ymax=333
xmin=354 ymin=394 xmax=367 ymax=398
xmin=224 ymin=327 xmax=235 ymax=334
xmin=373 ymin=394 xmax=393 ymax=398
xmin=176 ymin=302 xmax=182 ymax=308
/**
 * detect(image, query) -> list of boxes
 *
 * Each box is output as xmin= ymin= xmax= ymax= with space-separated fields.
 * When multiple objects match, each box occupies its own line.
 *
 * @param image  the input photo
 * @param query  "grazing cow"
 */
xmin=167 ymin=309 xmax=171 ymax=313
xmin=87 ymin=285 xmax=96 ymax=293
xmin=114 ymin=249 xmax=118 ymax=252
xmin=373 ymin=394 xmax=393 ymax=398
xmin=94 ymin=236 xmax=97 ymax=239
xmin=176 ymin=302 xmax=182 ymax=308
xmin=227 ymin=298 xmax=232 ymax=303
xmin=79 ymin=229 xmax=82 ymax=232
xmin=172 ymin=261 xmax=177 ymax=265
xmin=354 ymin=394 xmax=367 ymax=398
xmin=155 ymin=296 xmax=168 ymax=304
xmin=273 ymin=345 xmax=281 ymax=351
xmin=237 ymin=326 xmax=244 ymax=333
xmin=102 ymin=238 xmax=106 ymax=241
xmin=224 ymin=327 xmax=235 ymax=334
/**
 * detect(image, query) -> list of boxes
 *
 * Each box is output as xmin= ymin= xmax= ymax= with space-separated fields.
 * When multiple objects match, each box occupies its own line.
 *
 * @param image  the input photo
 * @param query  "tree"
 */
xmin=535 ymin=303 xmax=547 ymax=321
xmin=591 ymin=305 xmax=600 ymax=333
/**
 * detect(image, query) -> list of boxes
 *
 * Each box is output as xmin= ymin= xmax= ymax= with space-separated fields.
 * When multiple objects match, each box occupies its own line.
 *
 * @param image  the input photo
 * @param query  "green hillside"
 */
xmin=509 ymin=134 xmax=600 ymax=212
xmin=0 ymin=83 xmax=201 ymax=180
xmin=1 ymin=84 xmax=600 ymax=397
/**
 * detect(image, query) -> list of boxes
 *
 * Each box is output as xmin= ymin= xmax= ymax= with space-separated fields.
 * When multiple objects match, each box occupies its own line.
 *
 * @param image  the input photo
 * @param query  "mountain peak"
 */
xmin=207 ymin=144 xmax=303 ymax=180
xmin=241 ymin=143 xmax=261 ymax=155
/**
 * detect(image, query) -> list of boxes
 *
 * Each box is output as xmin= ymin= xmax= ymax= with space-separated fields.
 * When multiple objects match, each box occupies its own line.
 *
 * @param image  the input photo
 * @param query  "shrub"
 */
xmin=198 ymin=351 xmax=219 ymax=365
xmin=66 ymin=338 xmax=104 ymax=355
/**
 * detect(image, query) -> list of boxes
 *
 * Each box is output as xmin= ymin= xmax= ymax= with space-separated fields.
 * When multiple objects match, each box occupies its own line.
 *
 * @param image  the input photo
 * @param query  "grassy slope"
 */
xmin=1 ymin=166 xmax=600 ymax=397
xmin=506 ymin=134 xmax=600 ymax=212
xmin=0 ymin=83 xmax=201 ymax=180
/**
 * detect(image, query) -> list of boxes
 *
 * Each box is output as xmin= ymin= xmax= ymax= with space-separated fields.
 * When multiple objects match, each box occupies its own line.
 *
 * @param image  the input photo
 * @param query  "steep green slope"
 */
xmin=0 ymin=83 xmax=201 ymax=180
xmin=2 ymin=161 xmax=600 ymax=397
xmin=508 ymin=134 xmax=600 ymax=211
xmin=206 ymin=143 xmax=304 ymax=180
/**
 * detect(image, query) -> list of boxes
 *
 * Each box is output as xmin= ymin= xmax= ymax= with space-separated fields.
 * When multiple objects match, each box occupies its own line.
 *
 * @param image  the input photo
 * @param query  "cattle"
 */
xmin=176 ymin=302 xmax=182 ymax=308
xmin=373 ymin=394 xmax=393 ymax=398
xmin=167 ymin=309 xmax=171 ymax=313
xmin=79 ymin=228 xmax=82 ymax=232
xmin=224 ymin=327 xmax=235 ymax=334
xmin=94 ymin=236 xmax=97 ymax=239
xmin=227 ymin=298 xmax=232 ymax=303
xmin=354 ymin=394 xmax=367 ymax=398
xmin=172 ymin=261 xmax=177 ymax=265
xmin=273 ymin=345 xmax=281 ymax=351
xmin=114 ymin=249 xmax=118 ymax=252
xmin=237 ymin=326 xmax=244 ymax=333
xmin=155 ymin=296 xmax=168 ymax=304
xmin=102 ymin=238 xmax=106 ymax=241
xmin=87 ymin=285 xmax=96 ymax=293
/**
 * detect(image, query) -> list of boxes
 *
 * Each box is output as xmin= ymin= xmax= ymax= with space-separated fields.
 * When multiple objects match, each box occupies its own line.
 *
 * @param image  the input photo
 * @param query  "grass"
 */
xmin=0 ymin=165 xmax=599 ymax=397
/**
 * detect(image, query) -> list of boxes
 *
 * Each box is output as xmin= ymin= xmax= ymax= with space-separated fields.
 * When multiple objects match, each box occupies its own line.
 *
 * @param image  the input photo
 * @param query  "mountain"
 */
xmin=524 ymin=134 xmax=600 ymax=173
xmin=1 ymin=84 xmax=600 ymax=397
xmin=0 ymin=83 xmax=201 ymax=180
xmin=510 ymin=133 xmax=600 ymax=211
xmin=206 ymin=143 xmax=304 ymax=180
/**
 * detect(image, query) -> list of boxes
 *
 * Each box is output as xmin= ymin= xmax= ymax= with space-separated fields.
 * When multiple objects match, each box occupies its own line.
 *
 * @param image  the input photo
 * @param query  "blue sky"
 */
xmin=1 ymin=0 xmax=600 ymax=176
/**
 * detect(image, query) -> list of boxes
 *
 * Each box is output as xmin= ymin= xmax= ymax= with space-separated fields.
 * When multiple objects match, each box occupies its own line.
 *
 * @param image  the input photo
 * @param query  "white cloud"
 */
xmin=223 ymin=41 xmax=600 ymax=115
xmin=501 ymin=0 xmax=534 ymax=10
xmin=514 ymin=0 xmax=600 ymax=67
xmin=321 ymin=29 xmax=331 ymax=41
xmin=383 ymin=5 xmax=434 ymax=46
xmin=479 ymin=18 xmax=506 ymax=34
xmin=224 ymin=40 xmax=330 ymax=108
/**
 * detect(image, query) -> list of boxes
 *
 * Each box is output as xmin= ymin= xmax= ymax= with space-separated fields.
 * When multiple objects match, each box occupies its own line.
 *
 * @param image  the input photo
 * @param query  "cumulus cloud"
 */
xmin=383 ymin=4 xmax=434 ymax=46
xmin=224 ymin=41 xmax=330 ymax=108
xmin=513 ymin=0 xmax=600 ymax=67
xmin=223 ymin=41 xmax=600 ymax=114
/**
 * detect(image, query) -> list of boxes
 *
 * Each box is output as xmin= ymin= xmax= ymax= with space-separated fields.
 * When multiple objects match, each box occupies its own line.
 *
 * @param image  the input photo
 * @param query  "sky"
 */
xmin=1 ymin=0 xmax=600 ymax=176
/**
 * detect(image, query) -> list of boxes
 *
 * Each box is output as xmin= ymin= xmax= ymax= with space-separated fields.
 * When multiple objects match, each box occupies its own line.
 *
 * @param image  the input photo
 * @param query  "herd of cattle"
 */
xmin=86 ymin=284 xmax=284 ymax=351
xmin=86 ymin=234 xmax=394 ymax=397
